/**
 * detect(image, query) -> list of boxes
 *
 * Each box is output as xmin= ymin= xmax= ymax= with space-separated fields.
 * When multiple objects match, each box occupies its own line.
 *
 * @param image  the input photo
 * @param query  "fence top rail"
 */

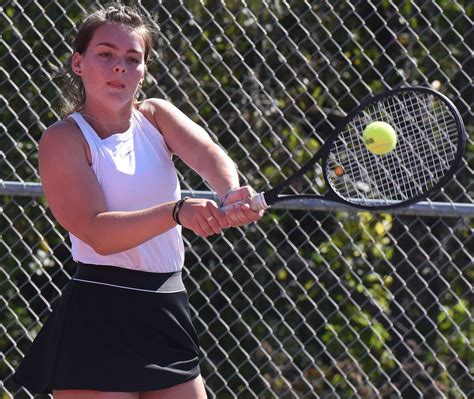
xmin=2 ymin=181 xmax=472 ymax=218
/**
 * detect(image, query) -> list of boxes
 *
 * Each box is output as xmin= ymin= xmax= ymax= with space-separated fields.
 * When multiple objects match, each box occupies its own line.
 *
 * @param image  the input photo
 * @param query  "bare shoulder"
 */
xmin=38 ymin=117 xmax=91 ymax=187
xmin=41 ymin=116 xmax=83 ymax=141
xmin=137 ymin=98 xmax=197 ymax=131
xmin=137 ymin=98 xmax=173 ymax=113
xmin=39 ymin=117 xmax=91 ymax=164
xmin=136 ymin=98 xmax=176 ymax=124
xmin=40 ymin=118 xmax=81 ymax=154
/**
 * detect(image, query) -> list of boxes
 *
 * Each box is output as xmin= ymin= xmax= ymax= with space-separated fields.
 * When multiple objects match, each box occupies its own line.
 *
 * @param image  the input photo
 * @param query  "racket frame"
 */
xmin=257 ymin=87 xmax=466 ymax=211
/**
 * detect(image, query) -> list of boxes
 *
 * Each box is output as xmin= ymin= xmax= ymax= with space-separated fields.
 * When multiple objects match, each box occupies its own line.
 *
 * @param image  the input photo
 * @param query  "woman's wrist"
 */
xmin=219 ymin=186 xmax=239 ymax=206
xmin=172 ymin=197 xmax=190 ymax=225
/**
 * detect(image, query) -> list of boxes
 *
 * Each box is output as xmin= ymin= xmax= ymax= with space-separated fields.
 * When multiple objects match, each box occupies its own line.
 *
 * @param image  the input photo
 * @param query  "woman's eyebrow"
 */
xmin=96 ymin=42 xmax=142 ymax=54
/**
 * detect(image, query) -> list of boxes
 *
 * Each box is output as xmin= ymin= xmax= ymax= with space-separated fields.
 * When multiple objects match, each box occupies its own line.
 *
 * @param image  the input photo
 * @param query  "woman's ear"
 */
xmin=71 ymin=52 xmax=82 ymax=76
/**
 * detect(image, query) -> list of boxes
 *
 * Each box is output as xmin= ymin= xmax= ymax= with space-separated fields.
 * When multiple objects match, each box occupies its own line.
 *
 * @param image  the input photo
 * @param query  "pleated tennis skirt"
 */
xmin=13 ymin=262 xmax=201 ymax=394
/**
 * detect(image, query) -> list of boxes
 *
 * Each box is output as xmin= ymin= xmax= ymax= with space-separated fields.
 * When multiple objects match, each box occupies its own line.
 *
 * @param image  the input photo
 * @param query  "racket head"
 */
xmin=322 ymin=87 xmax=466 ymax=210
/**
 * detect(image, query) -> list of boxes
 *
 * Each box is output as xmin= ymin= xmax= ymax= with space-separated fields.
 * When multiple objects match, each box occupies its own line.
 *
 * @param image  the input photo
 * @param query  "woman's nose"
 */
xmin=113 ymin=63 xmax=126 ymax=73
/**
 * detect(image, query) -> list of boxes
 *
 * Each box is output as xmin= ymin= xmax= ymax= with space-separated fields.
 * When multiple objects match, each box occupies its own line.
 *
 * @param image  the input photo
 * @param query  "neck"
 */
xmin=79 ymin=102 xmax=134 ymax=138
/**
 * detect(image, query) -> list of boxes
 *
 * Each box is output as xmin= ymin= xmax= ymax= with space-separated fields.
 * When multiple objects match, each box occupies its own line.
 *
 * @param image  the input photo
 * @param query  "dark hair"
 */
xmin=53 ymin=2 xmax=154 ymax=116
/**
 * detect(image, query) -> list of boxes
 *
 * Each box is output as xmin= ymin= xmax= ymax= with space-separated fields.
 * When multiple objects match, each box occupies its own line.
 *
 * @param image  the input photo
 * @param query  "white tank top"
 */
xmin=68 ymin=109 xmax=184 ymax=272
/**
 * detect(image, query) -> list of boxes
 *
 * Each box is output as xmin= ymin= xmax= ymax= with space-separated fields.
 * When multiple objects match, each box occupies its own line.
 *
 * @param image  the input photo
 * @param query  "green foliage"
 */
xmin=1 ymin=1 xmax=472 ymax=398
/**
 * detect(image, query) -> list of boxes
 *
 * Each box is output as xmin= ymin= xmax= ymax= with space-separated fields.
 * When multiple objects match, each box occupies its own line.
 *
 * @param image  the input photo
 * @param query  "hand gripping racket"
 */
xmin=246 ymin=87 xmax=466 ymax=211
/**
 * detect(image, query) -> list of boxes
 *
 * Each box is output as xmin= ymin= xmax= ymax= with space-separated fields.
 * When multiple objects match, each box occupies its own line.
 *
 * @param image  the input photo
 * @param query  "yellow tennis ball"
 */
xmin=363 ymin=121 xmax=397 ymax=155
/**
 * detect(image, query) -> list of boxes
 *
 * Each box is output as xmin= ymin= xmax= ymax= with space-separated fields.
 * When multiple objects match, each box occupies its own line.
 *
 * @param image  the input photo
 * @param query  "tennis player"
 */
xmin=13 ymin=3 xmax=262 ymax=399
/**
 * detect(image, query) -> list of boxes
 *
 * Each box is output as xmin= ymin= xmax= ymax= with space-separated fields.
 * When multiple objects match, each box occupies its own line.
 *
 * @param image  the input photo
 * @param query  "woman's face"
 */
xmin=72 ymin=22 xmax=146 ymax=110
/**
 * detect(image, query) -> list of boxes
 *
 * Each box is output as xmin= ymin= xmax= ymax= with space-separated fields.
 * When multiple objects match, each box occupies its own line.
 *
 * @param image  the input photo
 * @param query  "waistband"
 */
xmin=72 ymin=262 xmax=185 ymax=293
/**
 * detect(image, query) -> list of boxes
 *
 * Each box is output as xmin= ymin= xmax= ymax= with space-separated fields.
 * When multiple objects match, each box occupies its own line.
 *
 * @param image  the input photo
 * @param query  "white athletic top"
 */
xmin=68 ymin=109 xmax=184 ymax=272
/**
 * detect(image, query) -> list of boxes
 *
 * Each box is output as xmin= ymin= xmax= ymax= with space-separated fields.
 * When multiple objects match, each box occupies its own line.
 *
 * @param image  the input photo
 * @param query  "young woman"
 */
xmin=13 ymin=3 xmax=262 ymax=399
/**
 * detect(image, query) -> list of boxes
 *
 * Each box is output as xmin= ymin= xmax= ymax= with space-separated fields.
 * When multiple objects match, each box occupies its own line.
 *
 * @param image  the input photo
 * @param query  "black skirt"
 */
xmin=13 ymin=263 xmax=201 ymax=394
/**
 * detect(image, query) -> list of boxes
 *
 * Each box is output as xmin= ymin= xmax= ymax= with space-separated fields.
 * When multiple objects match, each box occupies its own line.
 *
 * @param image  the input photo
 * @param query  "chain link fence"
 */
xmin=1 ymin=1 xmax=473 ymax=398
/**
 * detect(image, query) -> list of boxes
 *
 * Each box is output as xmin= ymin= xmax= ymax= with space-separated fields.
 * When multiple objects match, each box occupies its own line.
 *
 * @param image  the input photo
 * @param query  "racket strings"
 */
xmin=358 ymin=99 xmax=453 ymax=198
xmin=327 ymin=91 xmax=459 ymax=205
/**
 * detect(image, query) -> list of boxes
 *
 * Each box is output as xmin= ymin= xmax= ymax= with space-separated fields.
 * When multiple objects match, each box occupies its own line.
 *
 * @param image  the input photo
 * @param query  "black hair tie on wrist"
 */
xmin=172 ymin=197 xmax=190 ymax=225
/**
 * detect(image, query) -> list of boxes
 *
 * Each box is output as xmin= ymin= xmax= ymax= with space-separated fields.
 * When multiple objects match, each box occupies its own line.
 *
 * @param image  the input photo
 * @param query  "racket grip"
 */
xmin=220 ymin=192 xmax=268 ymax=212
xmin=249 ymin=192 xmax=269 ymax=211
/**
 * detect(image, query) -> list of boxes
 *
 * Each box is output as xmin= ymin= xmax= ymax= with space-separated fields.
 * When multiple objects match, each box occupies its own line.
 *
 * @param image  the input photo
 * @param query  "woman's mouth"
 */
xmin=107 ymin=81 xmax=125 ymax=89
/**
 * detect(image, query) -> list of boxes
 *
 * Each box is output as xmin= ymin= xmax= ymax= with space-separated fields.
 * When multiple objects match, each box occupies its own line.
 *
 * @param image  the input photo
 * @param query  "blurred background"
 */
xmin=1 ymin=1 xmax=472 ymax=398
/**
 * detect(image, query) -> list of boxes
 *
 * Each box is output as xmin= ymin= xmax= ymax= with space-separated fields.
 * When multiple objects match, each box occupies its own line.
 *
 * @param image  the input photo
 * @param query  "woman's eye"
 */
xmin=129 ymin=58 xmax=140 ymax=64
xmin=99 ymin=52 xmax=111 ymax=57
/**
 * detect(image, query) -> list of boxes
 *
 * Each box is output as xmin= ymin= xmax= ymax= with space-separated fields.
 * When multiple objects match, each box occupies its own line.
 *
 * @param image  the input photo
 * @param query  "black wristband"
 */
xmin=172 ymin=197 xmax=190 ymax=225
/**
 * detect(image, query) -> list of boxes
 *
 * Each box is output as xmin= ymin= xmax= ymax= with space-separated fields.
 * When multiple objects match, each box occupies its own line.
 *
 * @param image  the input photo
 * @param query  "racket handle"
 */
xmin=249 ymin=192 xmax=269 ymax=211
xmin=220 ymin=192 xmax=269 ymax=212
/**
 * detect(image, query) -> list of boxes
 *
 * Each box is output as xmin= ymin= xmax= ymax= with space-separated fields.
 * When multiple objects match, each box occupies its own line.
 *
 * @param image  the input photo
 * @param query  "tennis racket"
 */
xmin=244 ymin=87 xmax=466 ymax=211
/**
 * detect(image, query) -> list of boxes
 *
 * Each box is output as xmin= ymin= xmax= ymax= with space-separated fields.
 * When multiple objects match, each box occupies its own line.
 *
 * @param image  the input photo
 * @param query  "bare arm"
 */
xmin=143 ymin=99 xmax=263 ymax=226
xmin=146 ymin=99 xmax=240 ymax=199
xmin=39 ymin=122 xmax=227 ymax=255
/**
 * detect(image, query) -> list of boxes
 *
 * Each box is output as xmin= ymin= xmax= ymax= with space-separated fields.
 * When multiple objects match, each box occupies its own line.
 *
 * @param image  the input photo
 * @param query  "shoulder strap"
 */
xmin=69 ymin=112 xmax=102 ymax=146
xmin=69 ymin=112 xmax=102 ymax=166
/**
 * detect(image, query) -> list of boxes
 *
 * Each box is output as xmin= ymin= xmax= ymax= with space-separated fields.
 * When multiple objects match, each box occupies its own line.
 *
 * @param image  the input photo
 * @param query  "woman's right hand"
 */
xmin=178 ymin=198 xmax=229 ymax=237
